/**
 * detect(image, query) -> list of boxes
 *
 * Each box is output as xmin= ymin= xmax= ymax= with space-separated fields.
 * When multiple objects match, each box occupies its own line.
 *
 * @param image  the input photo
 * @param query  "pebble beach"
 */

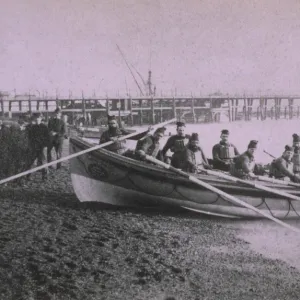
xmin=1 ymin=120 xmax=300 ymax=300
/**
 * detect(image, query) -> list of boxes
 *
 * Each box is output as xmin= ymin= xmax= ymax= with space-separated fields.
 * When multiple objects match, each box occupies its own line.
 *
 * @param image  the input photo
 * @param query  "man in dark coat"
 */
xmin=162 ymin=121 xmax=190 ymax=165
xmin=135 ymin=127 xmax=166 ymax=161
xmin=269 ymin=145 xmax=300 ymax=183
xmin=212 ymin=129 xmax=239 ymax=171
xmin=230 ymin=140 xmax=258 ymax=179
xmin=292 ymin=133 xmax=300 ymax=175
xmin=173 ymin=133 xmax=211 ymax=173
xmin=27 ymin=113 xmax=50 ymax=180
xmin=47 ymin=107 xmax=66 ymax=169
xmin=99 ymin=115 xmax=150 ymax=155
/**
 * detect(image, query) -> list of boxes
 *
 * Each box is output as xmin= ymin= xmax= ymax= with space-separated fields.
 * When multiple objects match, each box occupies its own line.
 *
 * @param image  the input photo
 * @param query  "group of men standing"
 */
xmin=0 ymin=108 xmax=67 ymax=182
xmin=25 ymin=107 xmax=66 ymax=180
xmin=99 ymin=116 xmax=300 ymax=183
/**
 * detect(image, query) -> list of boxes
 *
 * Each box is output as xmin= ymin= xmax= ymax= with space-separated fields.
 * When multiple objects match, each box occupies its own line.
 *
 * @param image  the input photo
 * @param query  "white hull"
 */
xmin=69 ymin=144 xmax=300 ymax=219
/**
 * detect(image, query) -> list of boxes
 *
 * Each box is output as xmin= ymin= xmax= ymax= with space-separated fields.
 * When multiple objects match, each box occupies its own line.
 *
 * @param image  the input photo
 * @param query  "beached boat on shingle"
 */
xmin=69 ymin=136 xmax=300 ymax=220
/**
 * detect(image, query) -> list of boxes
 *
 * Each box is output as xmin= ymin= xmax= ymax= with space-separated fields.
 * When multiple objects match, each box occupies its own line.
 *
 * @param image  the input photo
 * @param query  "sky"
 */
xmin=1 ymin=0 xmax=300 ymax=97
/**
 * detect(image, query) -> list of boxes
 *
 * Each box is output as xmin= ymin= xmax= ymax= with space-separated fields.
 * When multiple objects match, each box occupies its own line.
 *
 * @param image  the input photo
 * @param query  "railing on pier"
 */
xmin=1 ymin=94 xmax=300 ymax=126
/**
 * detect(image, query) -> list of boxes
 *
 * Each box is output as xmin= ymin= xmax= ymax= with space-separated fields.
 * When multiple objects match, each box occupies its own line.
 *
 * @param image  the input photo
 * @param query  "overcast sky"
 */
xmin=1 ymin=0 xmax=300 ymax=97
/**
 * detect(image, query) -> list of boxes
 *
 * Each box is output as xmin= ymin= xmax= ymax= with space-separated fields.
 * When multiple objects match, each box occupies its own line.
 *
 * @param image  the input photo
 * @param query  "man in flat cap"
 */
xmin=162 ymin=121 xmax=190 ymax=166
xmin=292 ymin=133 xmax=300 ymax=175
xmin=135 ymin=127 xmax=166 ymax=161
xmin=27 ymin=113 xmax=50 ymax=180
xmin=230 ymin=140 xmax=258 ymax=179
xmin=177 ymin=133 xmax=211 ymax=173
xmin=99 ymin=115 xmax=150 ymax=155
xmin=269 ymin=145 xmax=300 ymax=183
xmin=212 ymin=129 xmax=239 ymax=171
xmin=47 ymin=107 xmax=66 ymax=169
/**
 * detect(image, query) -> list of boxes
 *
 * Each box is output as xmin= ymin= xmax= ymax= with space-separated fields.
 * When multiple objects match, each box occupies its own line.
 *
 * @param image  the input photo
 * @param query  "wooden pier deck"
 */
xmin=1 ymin=92 xmax=300 ymax=125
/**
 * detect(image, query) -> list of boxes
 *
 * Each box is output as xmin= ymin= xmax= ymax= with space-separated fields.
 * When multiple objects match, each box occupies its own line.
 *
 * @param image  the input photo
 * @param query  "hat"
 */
xmin=107 ymin=115 xmax=117 ymax=121
xmin=248 ymin=140 xmax=258 ymax=149
xmin=154 ymin=127 xmax=166 ymax=134
xmin=54 ymin=107 xmax=61 ymax=113
xmin=221 ymin=129 xmax=229 ymax=135
xmin=176 ymin=121 xmax=185 ymax=127
xmin=189 ymin=133 xmax=199 ymax=141
xmin=293 ymin=133 xmax=300 ymax=143
xmin=285 ymin=145 xmax=293 ymax=152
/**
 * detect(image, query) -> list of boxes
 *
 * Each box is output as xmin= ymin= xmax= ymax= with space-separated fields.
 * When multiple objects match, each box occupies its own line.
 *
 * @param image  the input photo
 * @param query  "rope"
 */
xmin=174 ymin=185 xmax=222 ymax=205
xmin=75 ymin=151 xmax=300 ymax=220
xmin=127 ymin=169 xmax=176 ymax=197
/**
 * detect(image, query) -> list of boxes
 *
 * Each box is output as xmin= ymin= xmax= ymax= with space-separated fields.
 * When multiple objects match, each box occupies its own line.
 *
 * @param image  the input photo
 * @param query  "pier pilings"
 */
xmin=1 ymin=93 xmax=300 ymax=126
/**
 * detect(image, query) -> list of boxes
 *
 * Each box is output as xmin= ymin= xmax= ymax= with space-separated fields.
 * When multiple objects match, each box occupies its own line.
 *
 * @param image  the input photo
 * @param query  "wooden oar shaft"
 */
xmin=145 ymin=155 xmax=300 ymax=233
xmin=263 ymin=150 xmax=276 ymax=159
xmin=256 ymin=175 xmax=300 ymax=188
xmin=0 ymin=118 xmax=177 ymax=185
xmin=206 ymin=170 xmax=300 ymax=202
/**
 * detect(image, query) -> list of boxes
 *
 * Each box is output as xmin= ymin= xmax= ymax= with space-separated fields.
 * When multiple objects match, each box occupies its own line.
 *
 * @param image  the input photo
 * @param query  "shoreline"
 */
xmin=0 ymin=165 xmax=300 ymax=299
xmin=1 ymin=123 xmax=300 ymax=299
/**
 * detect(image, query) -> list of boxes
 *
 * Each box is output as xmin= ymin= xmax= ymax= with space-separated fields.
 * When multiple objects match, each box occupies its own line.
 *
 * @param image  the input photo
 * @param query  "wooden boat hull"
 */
xmin=69 ymin=137 xmax=300 ymax=219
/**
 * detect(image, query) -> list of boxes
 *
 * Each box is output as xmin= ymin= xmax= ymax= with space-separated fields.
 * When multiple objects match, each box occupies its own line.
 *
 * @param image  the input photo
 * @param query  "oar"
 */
xmin=263 ymin=150 xmax=276 ymax=159
xmin=0 ymin=118 xmax=177 ymax=186
xmin=255 ymin=175 xmax=300 ymax=188
xmin=202 ymin=169 xmax=300 ymax=202
xmin=144 ymin=155 xmax=300 ymax=233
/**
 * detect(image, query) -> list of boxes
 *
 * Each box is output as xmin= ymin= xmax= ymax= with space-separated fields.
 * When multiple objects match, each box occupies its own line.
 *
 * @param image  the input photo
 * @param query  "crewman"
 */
xmin=135 ymin=127 xmax=166 ymax=161
xmin=269 ymin=145 xmax=300 ymax=183
xmin=292 ymin=133 xmax=300 ymax=175
xmin=162 ymin=121 xmax=190 ymax=165
xmin=230 ymin=140 xmax=258 ymax=179
xmin=47 ymin=107 xmax=66 ymax=169
xmin=27 ymin=113 xmax=50 ymax=180
xmin=174 ymin=133 xmax=211 ymax=173
xmin=99 ymin=115 xmax=150 ymax=155
xmin=212 ymin=129 xmax=239 ymax=171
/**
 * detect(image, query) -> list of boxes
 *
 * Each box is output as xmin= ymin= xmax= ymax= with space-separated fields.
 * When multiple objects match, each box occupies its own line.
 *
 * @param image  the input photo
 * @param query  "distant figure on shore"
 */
xmin=99 ymin=115 xmax=150 ymax=155
xmin=230 ymin=140 xmax=258 ymax=179
xmin=135 ymin=127 xmax=166 ymax=161
xmin=47 ymin=107 xmax=66 ymax=170
xmin=27 ymin=113 xmax=50 ymax=181
xmin=292 ymin=133 xmax=300 ymax=175
xmin=212 ymin=129 xmax=239 ymax=171
xmin=172 ymin=133 xmax=211 ymax=173
xmin=269 ymin=145 xmax=300 ymax=183
xmin=162 ymin=121 xmax=190 ymax=165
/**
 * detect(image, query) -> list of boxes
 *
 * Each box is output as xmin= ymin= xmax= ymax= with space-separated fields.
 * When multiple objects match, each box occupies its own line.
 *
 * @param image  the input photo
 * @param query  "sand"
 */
xmin=1 ymin=121 xmax=300 ymax=299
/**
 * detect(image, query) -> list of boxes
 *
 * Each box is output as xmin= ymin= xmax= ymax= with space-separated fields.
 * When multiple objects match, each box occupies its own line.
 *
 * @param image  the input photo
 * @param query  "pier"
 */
xmin=1 ymin=91 xmax=300 ymax=126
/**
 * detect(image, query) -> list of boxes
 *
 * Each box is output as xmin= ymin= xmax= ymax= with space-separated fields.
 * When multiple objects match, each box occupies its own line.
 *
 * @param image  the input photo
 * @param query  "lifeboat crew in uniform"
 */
xmin=177 ymin=133 xmax=211 ymax=173
xmin=162 ymin=121 xmax=190 ymax=166
xmin=292 ymin=133 xmax=300 ymax=175
xmin=269 ymin=145 xmax=300 ymax=183
xmin=135 ymin=127 xmax=166 ymax=161
xmin=230 ymin=140 xmax=258 ymax=179
xmin=99 ymin=115 xmax=149 ymax=155
xmin=212 ymin=129 xmax=239 ymax=171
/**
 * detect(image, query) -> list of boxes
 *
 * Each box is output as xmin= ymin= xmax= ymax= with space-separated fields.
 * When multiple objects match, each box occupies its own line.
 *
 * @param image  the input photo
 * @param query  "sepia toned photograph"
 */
xmin=1 ymin=0 xmax=300 ymax=299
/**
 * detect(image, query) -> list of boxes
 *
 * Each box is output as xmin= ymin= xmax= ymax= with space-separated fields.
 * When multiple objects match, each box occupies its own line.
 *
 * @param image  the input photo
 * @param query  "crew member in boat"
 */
xmin=212 ymin=129 xmax=239 ymax=171
xmin=47 ymin=107 xmax=66 ymax=170
xmin=230 ymin=140 xmax=258 ymax=179
xmin=269 ymin=145 xmax=300 ymax=183
xmin=292 ymin=133 xmax=300 ymax=175
xmin=99 ymin=115 xmax=149 ymax=155
xmin=162 ymin=121 xmax=190 ymax=165
xmin=176 ymin=133 xmax=211 ymax=173
xmin=135 ymin=127 xmax=166 ymax=161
